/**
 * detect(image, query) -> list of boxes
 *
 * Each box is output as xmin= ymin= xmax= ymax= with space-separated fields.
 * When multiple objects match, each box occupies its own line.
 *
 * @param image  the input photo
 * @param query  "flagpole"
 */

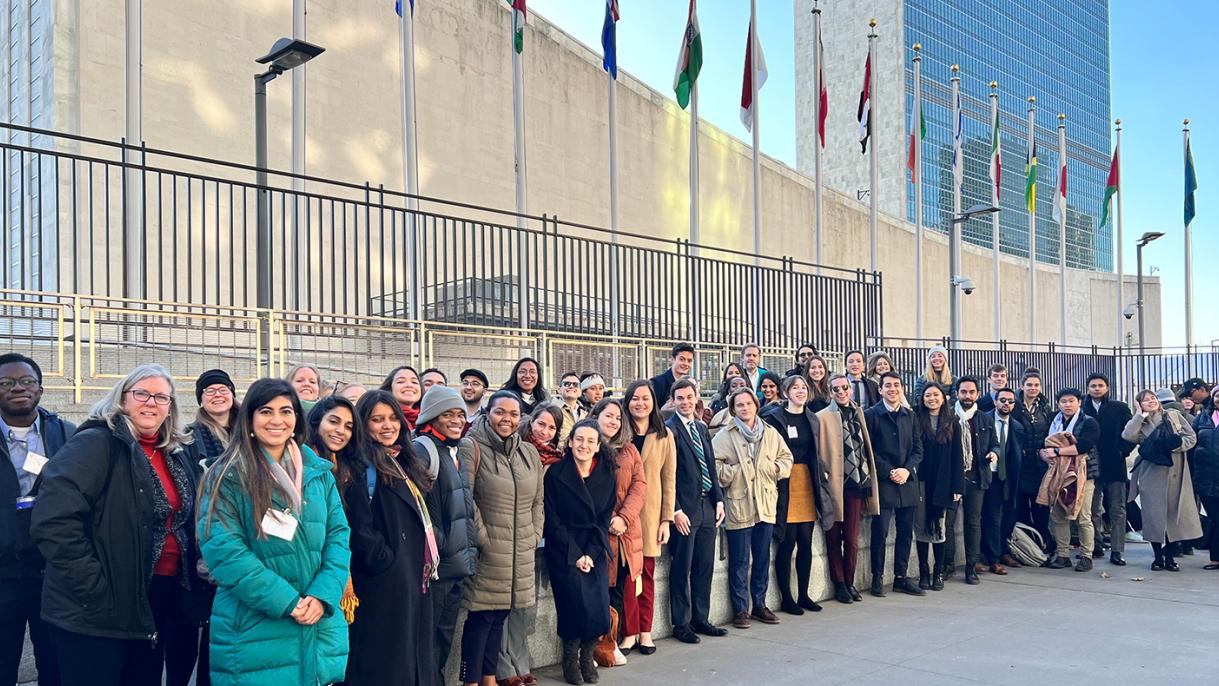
xmin=606 ymin=3 xmax=621 ymax=382
xmin=749 ymin=0 xmax=763 ymax=344
xmin=812 ymin=2 xmax=823 ymax=272
xmin=399 ymin=0 xmax=421 ymax=321
xmin=292 ymin=0 xmax=307 ymax=311
xmin=949 ymin=65 xmax=961 ymax=343
xmin=689 ymin=82 xmax=700 ymax=253
xmin=990 ymin=81 xmax=1001 ymax=344
xmin=1184 ymin=119 xmax=1193 ymax=352
xmin=1057 ymin=113 xmax=1067 ymax=344
xmin=1027 ymin=96 xmax=1037 ymax=343
xmin=123 ymin=0 xmax=144 ymax=299
xmin=510 ymin=4 xmax=528 ymax=331
xmin=868 ymin=19 xmax=878 ymax=274
xmin=912 ymin=43 xmax=923 ymax=340
xmin=1115 ymin=118 xmax=1124 ymax=349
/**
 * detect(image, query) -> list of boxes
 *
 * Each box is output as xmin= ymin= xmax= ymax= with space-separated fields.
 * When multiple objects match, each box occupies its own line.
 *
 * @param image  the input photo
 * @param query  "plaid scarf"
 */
xmin=839 ymin=403 xmax=870 ymax=487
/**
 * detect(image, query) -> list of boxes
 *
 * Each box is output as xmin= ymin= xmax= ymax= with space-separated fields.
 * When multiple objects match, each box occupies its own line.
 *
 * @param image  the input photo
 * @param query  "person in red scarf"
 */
xmin=380 ymin=365 xmax=423 ymax=432
xmin=520 ymin=404 xmax=564 ymax=468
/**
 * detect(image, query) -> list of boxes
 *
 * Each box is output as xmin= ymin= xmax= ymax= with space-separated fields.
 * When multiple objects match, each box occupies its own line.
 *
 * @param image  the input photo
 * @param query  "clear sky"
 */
xmin=527 ymin=0 xmax=1216 ymax=348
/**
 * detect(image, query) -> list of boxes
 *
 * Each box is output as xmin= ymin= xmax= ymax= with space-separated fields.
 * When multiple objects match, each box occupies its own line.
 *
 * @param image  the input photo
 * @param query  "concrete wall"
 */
xmin=36 ymin=0 xmax=1158 ymax=346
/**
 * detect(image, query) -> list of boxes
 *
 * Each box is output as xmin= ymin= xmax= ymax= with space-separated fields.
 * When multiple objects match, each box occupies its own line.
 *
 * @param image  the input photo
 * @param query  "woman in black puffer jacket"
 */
xmin=1192 ymin=386 xmax=1219 ymax=569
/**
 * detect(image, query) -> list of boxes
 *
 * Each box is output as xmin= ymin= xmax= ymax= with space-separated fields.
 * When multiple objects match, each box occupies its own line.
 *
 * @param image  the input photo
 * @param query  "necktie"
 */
xmin=689 ymin=421 xmax=712 ymax=495
xmin=997 ymin=420 xmax=1008 ymax=481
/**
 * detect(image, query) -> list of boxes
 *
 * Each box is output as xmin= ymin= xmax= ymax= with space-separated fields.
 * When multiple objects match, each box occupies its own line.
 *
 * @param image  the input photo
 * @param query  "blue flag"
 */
xmin=1185 ymin=134 xmax=1197 ymax=227
xmin=395 ymin=0 xmax=414 ymax=17
xmin=601 ymin=0 xmax=619 ymax=78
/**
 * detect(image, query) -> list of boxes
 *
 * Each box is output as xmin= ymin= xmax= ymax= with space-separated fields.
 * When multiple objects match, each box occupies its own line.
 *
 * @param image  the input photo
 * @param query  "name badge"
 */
xmin=23 ymin=452 xmax=48 ymax=476
xmin=787 ymin=425 xmax=799 ymax=439
xmin=261 ymin=509 xmax=299 ymax=541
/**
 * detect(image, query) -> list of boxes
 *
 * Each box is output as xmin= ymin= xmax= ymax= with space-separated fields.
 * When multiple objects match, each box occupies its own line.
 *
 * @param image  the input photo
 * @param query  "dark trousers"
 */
xmin=0 ymin=576 xmax=59 ymax=686
xmin=725 ymin=523 xmax=773 ymax=613
xmin=774 ymin=521 xmax=814 ymax=602
xmin=870 ymin=506 xmax=916 ymax=579
xmin=981 ymin=478 xmax=1007 ymax=564
xmin=962 ymin=481 xmax=986 ymax=566
xmin=668 ymin=494 xmax=717 ymax=628
xmin=52 ymin=575 xmax=197 ymax=686
xmin=431 ymin=578 xmax=465 ymax=684
xmin=460 ymin=609 xmax=509 ymax=682
xmin=1200 ymin=494 xmax=1219 ymax=562
xmin=1016 ymin=490 xmax=1054 ymax=551
xmin=825 ymin=490 xmax=864 ymax=584
xmin=1096 ymin=480 xmax=1129 ymax=554
xmin=941 ymin=501 xmax=960 ymax=569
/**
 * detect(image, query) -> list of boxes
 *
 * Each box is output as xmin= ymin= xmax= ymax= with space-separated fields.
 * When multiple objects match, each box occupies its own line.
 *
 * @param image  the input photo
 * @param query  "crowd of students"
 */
xmin=1 ymin=344 xmax=1217 ymax=686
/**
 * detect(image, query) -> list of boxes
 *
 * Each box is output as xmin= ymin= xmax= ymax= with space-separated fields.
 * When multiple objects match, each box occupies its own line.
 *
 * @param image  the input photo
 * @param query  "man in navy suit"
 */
xmin=666 ymin=379 xmax=726 ymax=643
xmin=650 ymin=343 xmax=695 ymax=415
xmin=986 ymin=387 xmax=1026 ymax=573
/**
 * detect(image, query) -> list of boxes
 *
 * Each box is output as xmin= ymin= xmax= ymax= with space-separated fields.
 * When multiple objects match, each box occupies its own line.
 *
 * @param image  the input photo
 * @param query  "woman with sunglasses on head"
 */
xmin=381 ymin=366 xmax=424 ymax=433
xmin=195 ymin=378 xmax=350 ymax=686
xmin=34 ymin=365 xmax=212 ymax=686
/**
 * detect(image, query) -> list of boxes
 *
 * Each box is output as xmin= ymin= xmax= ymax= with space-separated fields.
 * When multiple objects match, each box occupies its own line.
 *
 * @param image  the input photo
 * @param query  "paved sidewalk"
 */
xmin=536 ymin=545 xmax=1219 ymax=686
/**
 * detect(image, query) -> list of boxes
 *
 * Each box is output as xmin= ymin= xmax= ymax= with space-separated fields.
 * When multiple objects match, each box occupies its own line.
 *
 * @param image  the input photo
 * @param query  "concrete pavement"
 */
xmin=534 ymin=544 xmax=1219 ymax=686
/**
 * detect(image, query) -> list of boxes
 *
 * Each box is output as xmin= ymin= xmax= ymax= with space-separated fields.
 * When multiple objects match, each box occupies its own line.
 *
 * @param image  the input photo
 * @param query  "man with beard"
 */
xmin=0 ymin=353 xmax=75 ymax=686
xmin=459 ymin=368 xmax=489 ymax=422
xmin=1082 ymin=373 xmax=1134 ymax=565
xmin=952 ymin=376 xmax=999 ymax=585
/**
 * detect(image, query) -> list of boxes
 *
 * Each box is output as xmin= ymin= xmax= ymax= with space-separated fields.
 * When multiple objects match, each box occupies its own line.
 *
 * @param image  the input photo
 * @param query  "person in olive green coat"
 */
xmin=197 ymin=379 xmax=351 ymax=686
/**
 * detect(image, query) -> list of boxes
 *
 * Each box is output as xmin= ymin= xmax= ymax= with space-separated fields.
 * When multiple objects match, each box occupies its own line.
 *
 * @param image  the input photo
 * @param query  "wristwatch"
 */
xmin=1054 ymin=447 xmax=1061 ymax=457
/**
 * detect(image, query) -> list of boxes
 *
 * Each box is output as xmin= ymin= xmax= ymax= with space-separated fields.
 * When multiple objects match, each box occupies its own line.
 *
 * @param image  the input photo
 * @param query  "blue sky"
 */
xmin=527 ymin=0 xmax=1216 ymax=348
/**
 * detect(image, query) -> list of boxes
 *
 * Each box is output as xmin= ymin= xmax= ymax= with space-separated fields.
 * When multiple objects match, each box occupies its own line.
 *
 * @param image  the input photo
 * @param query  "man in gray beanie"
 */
xmin=415 ymin=384 xmax=479 ymax=685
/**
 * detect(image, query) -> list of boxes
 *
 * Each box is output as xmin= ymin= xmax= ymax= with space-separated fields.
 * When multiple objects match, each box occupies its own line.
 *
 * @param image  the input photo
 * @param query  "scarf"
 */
xmin=405 ymin=474 xmax=440 ymax=593
xmin=418 ymin=423 xmax=460 ymax=448
xmin=733 ymin=416 xmax=764 ymax=459
xmin=527 ymin=433 xmax=563 ymax=467
xmin=1048 ymin=410 xmax=1080 ymax=437
xmin=954 ymin=401 xmax=978 ymax=472
xmin=400 ymin=405 xmax=420 ymax=431
xmin=267 ymin=441 xmax=304 ymax=514
xmin=839 ymin=403 xmax=870 ymax=487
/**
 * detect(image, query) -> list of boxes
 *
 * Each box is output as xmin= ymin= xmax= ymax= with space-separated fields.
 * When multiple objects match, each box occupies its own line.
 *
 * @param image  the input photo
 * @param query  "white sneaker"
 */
xmin=1125 ymin=530 xmax=1147 ymax=544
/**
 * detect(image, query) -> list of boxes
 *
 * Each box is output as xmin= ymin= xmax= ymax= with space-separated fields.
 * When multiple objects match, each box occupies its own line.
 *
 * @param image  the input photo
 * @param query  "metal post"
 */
xmin=867 ymin=20 xmax=878 ymax=274
xmin=949 ymin=66 xmax=961 ymax=344
xmin=1183 ymin=120 xmax=1194 ymax=371
xmin=912 ymin=43 xmax=923 ymax=340
xmin=291 ymin=0 xmax=307 ymax=311
xmin=812 ymin=3 xmax=823 ymax=272
xmin=689 ymin=82 xmax=700 ymax=254
xmin=255 ymin=71 xmax=275 ymax=368
xmin=400 ymin=0 xmax=421 ymax=321
xmin=749 ymin=0 xmax=763 ymax=344
xmin=1137 ymin=242 xmax=1146 ymax=389
xmin=1115 ymin=119 xmax=1124 ymax=349
xmin=990 ymin=82 xmax=1001 ymax=344
xmin=1027 ymin=97 xmax=1037 ymax=343
xmin=1057 ymin=113 xmax=1067 ymax=344
xmin=123 ymin=0 xmax=144 ymax=299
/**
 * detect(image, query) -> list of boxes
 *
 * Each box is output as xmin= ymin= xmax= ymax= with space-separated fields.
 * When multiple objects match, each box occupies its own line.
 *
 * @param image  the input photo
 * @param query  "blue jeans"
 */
xmin=725 ymin=523 xmax=774 ymax=613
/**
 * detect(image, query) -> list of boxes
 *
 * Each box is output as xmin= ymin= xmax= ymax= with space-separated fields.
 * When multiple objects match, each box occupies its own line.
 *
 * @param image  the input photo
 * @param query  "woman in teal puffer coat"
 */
xmin=197 ymin=378 xmax=351 ymax=686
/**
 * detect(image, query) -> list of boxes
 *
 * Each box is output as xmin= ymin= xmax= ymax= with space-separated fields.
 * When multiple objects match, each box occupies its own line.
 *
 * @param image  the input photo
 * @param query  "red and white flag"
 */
xmin=857 ymin=52 xmax=871 ymax=153
xmin=1052 ymin=155 xmax=1067 ymax=225
xmin=740 ymin=19 xmax=768 ymax=132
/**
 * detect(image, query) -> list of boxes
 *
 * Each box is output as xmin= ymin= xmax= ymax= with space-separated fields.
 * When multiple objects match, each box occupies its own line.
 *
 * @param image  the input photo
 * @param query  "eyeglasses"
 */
xmin=461 ymin=379 xmax=486 ymax=388
xmin=0 ymin=377 xmax=40 ymax=391
xmin=127 ymin=389 xmax=173 ymax=406
xmin=561 ymin=381 xmax=580 ymax=388
xmin=831 ymin=385 xmax=851 ymax=394
xmin=201 ymin=387 xmax=232 ymax=398
xmin=996 ymin=398 xmax=1016 ymax=404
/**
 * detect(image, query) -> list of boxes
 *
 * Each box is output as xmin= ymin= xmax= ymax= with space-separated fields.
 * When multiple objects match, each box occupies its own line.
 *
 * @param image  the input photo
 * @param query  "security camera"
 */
xmin=1122 ymin=303 xmax=1137 ymax=320
xmin=953 ymin=276 xmax=976 ymax=296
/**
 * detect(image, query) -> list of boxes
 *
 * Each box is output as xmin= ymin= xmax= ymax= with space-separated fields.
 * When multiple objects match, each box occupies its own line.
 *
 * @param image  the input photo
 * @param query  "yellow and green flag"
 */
xmin=1025 ymin=141 xmax=1038 ymax=213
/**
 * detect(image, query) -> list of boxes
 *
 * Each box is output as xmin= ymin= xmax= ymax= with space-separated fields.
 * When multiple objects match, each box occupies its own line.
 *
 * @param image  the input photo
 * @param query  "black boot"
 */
xmin=579 ymin=639 xmax=599 ymax=684
xmin=918 ymin=563 xmax=932 ymax=591
xmin=930 ymin=569 xmax=945 ymax=591
xmin=562 ymin=640 xmax=583 ymax=685
xmin=833 ymin=582 xmax=853 ymax=604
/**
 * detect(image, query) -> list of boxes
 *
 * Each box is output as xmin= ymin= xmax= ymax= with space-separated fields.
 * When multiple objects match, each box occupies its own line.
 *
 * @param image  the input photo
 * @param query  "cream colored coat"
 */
xmin=636 ymin=429 xmax=677 ymax=557
xmin=816 ymin=402 xmax=881 ymax=524
xmin=713 ymin=419 xmax=793 ymax=530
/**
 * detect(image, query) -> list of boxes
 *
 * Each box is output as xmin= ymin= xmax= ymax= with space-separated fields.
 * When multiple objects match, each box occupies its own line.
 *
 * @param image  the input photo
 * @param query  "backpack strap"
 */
xmin=413 ymin=436 xmax=442 ymax=481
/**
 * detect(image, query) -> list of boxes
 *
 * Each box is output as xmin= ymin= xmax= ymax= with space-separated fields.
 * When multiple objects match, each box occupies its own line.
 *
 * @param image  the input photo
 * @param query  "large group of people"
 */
xmin=1 ymin=344 xmax=1217 ymax=686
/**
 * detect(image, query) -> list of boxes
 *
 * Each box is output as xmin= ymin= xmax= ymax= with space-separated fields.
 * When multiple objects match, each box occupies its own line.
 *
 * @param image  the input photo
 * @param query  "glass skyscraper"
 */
xmin=904 ymin=0 xmax=1112 ymax=270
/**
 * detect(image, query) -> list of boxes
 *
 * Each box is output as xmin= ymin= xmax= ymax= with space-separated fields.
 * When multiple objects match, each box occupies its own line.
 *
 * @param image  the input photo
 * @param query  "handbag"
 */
xmin=1140 ymin=418 xmax=1182 ymax=467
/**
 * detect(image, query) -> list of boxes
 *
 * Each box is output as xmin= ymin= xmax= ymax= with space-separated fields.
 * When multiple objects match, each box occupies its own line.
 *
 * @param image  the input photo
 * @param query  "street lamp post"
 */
xmin=1135 ymin=230 xmax=1165 ymax=389
xmin=254 ymin=38 xmax=324 ymax=373
xmin=949 ymin=204 xmax=1001 ymax=344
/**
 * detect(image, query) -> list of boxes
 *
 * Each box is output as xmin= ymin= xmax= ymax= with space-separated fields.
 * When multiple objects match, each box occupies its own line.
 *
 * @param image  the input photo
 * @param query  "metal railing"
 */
xmin=1 ymin=121 xmax=882 ymax=354
xmin=870 ymin=337 xmax=1219 ymax=404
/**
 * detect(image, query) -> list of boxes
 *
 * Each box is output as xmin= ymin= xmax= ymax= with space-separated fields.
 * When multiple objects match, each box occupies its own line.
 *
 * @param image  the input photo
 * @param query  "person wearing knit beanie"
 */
xmin=417 ymin=386 xmax=467 ymax=427
xmin=195 ymin=368 xmax=235 ymax=404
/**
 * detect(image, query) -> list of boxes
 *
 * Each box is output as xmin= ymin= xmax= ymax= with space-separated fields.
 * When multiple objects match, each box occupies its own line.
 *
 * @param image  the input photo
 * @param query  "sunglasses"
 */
xmin=831 ymin=385 xmax=851 ymax=393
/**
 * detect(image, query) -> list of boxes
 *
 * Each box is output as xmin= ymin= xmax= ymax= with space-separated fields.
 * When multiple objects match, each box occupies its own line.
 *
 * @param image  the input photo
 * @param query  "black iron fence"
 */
xmin=0 ymin=122 xmax=883 ymax=353
xmin=872 ymin=337 xmax=1219 ymax=404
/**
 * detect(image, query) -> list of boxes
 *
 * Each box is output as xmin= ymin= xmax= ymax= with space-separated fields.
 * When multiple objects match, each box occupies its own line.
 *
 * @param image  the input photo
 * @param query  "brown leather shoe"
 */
xmin=974 ymin=562 xmax=988 ymax=573
xmin=732 ymin=611 xmax=751 ymax=629
xmin=497 ymin=678 xmax=525 ymax=686
xmin=1000 ymin=554 xmax=1023 ymax=568
xmin=751 ymin=606 xmax=780 ymax=624
xmin=521 ymin=675 xmax=539 ymax=686
xmin=988 ymin=563 xmax=1008 ymax=575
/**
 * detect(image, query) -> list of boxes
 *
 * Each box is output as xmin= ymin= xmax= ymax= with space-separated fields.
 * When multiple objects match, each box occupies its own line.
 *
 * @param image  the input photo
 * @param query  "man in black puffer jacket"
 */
xmin=417 ymin=386 xmax=479 ymax=685
xmin=0 ymin=353 xmax=75 ymax=686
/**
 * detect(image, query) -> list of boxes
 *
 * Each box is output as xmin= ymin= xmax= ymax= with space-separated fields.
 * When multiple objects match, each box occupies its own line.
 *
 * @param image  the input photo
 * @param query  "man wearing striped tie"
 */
xmin=666 ymin=379 xmax=726 ymax=644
